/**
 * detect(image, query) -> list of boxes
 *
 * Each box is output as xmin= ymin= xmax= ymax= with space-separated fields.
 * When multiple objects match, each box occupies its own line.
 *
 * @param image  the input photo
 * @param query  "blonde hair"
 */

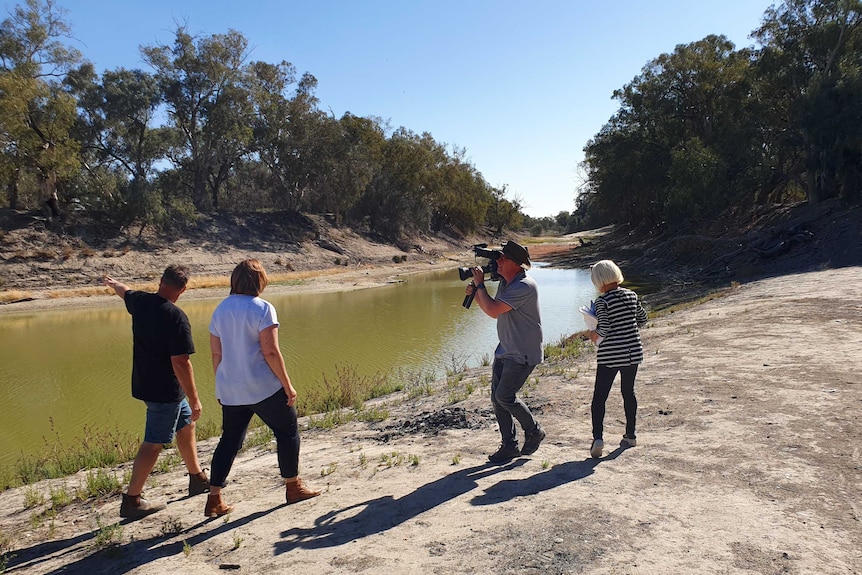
xmin=591 ymin=260 xmax=624 ymax=290
xmin=230 ymin=259 xmax=269 ymax=296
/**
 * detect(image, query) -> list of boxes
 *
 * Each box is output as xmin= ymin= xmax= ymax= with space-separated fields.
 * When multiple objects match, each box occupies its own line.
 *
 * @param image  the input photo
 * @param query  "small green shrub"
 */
xmin=160 ymin=517 xmax=183 ymax=537
xmin=23 ymin=487 xmax=45 ymax=509
xmin=92 ymin=516 xmax=123 ymax=550
xmin=82 ymin=468 xmax=122 ymax=498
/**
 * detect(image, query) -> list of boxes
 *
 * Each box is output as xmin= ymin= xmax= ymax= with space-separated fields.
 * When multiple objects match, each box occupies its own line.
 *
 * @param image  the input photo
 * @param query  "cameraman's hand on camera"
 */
xmin=470 ymin=266 xmax=485 ymax=285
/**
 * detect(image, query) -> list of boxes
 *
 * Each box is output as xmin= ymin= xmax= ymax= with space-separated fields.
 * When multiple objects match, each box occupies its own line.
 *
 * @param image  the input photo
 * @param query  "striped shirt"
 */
xmin=595 ymin=286 xmax=647 ymax=368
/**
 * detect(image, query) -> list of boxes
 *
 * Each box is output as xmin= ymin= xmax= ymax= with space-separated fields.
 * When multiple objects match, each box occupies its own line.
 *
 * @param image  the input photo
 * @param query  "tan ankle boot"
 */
xmin=285 ymin=478 xmax=321 ymax=504
xmin=204 ymin=493 xmax=234 ymax=517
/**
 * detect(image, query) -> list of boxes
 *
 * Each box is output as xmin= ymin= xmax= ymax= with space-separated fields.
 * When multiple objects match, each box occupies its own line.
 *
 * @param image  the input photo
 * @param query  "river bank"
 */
xmin=1 ymin=264 xmax=860 ymax=574
xmin=0 ymin=234 xmax=585 ymax=314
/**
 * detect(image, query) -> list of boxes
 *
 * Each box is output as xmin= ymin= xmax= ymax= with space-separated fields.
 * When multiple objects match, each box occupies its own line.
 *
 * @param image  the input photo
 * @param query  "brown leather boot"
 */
xmin=204 ymin=493 xmax=234 ymax=517
xmin=285 ymin=478 xmax=321 ymax=505
xmin=120 ymin=493 xmax=166 ymax=519
xmin=188 ymin=471 xmax=210 ymax=496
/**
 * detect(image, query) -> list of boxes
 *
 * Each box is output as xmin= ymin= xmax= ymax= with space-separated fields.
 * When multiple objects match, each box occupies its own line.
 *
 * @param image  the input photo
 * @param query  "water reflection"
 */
xmin=0 ymin=265 xmax=596 ymax=470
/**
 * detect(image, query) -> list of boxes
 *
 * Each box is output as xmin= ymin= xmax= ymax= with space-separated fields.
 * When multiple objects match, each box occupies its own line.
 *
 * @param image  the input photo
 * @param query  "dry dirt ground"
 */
xmin=0 ymin=262 xmax=859 ymax=574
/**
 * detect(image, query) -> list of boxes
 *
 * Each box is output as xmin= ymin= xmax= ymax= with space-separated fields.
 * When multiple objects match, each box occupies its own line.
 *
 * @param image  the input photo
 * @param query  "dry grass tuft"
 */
xmin=0 ymin=290 xmax=33 ymax=303
xmin=45 ymin=287 xmax=110 ymax=299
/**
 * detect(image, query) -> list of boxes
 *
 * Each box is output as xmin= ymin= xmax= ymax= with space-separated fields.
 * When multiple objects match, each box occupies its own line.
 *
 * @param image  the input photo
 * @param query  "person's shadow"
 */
xmin=274 ymin=446 xmax=627 ymax=554
xmin=8 ymin=505 xmax=281 ymax=575
xmin=470 ymin=445 xmax=627 ymax=505
xmin=275 ymin=459 xmax=525 ymax=554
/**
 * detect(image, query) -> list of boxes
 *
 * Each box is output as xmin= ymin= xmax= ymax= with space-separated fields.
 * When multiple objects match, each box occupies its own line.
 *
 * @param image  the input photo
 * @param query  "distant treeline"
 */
xmin=1 ymin=1 xmax=859 ymax=242
xmin=0 ymin=0 xmax=527 ymax=239
xmin=575 ymin=0 xmax=862 ymax=233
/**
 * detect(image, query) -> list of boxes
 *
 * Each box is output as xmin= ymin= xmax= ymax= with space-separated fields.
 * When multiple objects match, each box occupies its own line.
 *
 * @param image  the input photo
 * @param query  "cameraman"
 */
xmin=466 ymin=240 xmax=545 ymax=463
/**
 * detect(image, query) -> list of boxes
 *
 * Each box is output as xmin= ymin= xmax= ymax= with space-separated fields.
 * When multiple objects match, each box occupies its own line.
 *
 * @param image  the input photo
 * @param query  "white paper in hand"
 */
xmin=579 ymin=303 xmax=598 ymax=330
xmin=579 ymin=301 xmax=603 ymax=345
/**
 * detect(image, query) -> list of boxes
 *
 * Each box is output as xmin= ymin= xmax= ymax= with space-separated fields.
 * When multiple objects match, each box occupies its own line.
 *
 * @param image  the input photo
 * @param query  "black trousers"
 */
xmin=210 ymin=387 xmax=299 ymax=488
xmin=591 ymin=364 xmax=638 ymax=440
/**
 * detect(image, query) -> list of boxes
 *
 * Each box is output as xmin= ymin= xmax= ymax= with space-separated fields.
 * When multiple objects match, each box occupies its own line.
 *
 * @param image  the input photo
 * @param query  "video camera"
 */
xmin=458 ymin=243 xmax=502 ymax=309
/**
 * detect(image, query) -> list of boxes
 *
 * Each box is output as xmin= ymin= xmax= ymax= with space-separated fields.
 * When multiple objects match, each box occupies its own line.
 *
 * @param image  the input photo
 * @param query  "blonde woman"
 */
xmin=588 ymin=260 xmax=648 ymax=459
xmin=205 ymin=259 xmax=319 ymax=517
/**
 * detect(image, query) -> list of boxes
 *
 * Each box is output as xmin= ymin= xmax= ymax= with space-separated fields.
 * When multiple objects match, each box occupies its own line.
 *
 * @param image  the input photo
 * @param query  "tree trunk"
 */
xmin=7 ymin=167 xmax=20 ymax=210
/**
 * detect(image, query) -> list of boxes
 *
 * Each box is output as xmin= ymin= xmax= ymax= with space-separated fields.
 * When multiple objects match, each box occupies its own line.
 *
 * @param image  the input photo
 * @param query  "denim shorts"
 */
xmin=143 ymin=398 xmax=192 ymax=444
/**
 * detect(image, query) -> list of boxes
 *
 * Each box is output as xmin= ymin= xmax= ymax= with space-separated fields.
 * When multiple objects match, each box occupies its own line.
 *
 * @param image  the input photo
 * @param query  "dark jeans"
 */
xmin=591 ymin=364 xmax=638 ymax=440
xmin=491 ymin=357 xmax=538 ymax=448
xmin=210 ymin=387 xmax=299 ymax=488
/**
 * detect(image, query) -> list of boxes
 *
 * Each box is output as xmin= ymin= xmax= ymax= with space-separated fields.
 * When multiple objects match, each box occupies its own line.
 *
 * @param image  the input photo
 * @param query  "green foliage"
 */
xmin=48 ymin=483 xmax=73 ymax=508
xmin=160 ymin=517 xmax=183 ymax=537
xmin=543 ymin=334 xmax=587 ymax=361
xmin=298 ymin=363 xmax=400 ymax=416
xmin=82 ymin=468 xmax=122 ymax=498
xmin=20 ymin=0 xmax=862 ymax=240
xmin=92 ymin=516 xmax=123 ymax=550
xmin=355 ymin=406 xmax=389 ymax=422
xmin=23 ymin=487 xmax=44 ymax=508
xmin=0 ymin=2 xmax=527 ymax=234
xmin=0 ymin=529 xmax=12 ymax=573
xmin=2 ymin=422 xmax=139 ymax=491
xmin=485 ymin=185 xmax=524 ymax=234
xmin=239 ymin=419 xmax=275 ymax=452
xmin=153 ymin=451 xmax=182 ymax=474
xmin=583 ymin=2 xmax=862 ymax=232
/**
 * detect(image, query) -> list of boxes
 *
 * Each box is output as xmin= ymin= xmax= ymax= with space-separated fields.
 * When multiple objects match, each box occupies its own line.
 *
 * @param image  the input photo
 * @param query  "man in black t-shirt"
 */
xmin=104 ymin=265 xmax=210 ymax=519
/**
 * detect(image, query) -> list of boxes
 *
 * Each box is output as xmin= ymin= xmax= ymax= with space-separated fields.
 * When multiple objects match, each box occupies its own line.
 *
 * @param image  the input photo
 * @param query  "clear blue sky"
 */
xmin=45 ymin=0 xmax=774 ymax=217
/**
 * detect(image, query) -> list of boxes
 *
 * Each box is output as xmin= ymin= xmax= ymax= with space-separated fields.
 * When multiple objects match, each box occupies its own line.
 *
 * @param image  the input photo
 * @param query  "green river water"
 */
xmin=0 ymin=265 xmax=596 ymax=472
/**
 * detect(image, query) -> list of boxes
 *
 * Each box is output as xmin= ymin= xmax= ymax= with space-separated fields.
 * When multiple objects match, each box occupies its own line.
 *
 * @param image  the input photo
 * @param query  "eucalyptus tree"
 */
xmin=141 ymin=27 xmax=252 ymax=211
xmin=584 ymin=35 xmax=760 ymax=228
xmin=313 ymin=112 xmax=385 ymax=221
xmin=430 ymin=148 xmax=491 ymax=235
xmin=356 ymin=128 xmax=448 ymax=239
xmin=246 ymin=59 xmax=298 ymax=209
xmin=0 ymin=0 xmax=80 ymax=211
xmin=485 ymin=185 xmax=524 ymax=235
xmin=333 ymin=112 xmax=386 ymax=217
xmin=247 ymin=63 xmax=331 ymax=212
xmin=753 ymin=0 xmax=862 ymax=204
xmin=65 ymin=64 xmax=175 ymax=224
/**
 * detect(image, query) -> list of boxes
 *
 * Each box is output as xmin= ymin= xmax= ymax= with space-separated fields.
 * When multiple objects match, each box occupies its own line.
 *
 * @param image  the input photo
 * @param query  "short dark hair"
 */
xmin=162 ymin=264 xmax=190 ymax=289
xmin=230 ymin=259 xmax=268 ymax=296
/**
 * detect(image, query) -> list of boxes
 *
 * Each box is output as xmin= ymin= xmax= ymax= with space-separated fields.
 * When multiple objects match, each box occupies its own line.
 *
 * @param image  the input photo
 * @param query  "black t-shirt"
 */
xmin=124 ymin=290 xmax=195 ymax=402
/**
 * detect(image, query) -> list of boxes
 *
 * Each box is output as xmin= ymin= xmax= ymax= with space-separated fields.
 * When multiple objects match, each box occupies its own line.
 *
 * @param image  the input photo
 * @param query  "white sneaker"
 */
xmin=590 ymin=438 xmax=604 ymax=459
xmin=622 ymin=434 xmax=637 ymax=447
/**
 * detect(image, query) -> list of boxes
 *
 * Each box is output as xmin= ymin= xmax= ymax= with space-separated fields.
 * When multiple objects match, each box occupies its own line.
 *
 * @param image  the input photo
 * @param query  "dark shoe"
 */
xmin=204 ymin=493 xmax=234 ymax=517
xmin=120 ymin=493 xmax=166 ymax=519
xmin=521 ymin=425 xmax=546 ymax=456
xmin=188 ymin=471 xmax=210 ymax=496
xmin=621 ymin=434 xmax=637 ymax=447
xmin=590 ymin=438 xmax=604 ymax=459
xmin=488 ymin=444 xmax=521 ymax=463
xmin=285 ymin=478 xmax=321 ymax=505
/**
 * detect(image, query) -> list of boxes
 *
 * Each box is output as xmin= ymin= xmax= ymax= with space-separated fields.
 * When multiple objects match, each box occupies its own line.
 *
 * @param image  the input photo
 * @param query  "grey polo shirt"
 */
xmin=494 ymin=271 xmax=543 ymax=366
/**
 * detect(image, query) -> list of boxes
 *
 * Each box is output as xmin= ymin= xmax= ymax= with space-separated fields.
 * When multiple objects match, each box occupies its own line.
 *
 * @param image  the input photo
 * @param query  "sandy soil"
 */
xmin=1 ymin=262 xmax=860 ymax=574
